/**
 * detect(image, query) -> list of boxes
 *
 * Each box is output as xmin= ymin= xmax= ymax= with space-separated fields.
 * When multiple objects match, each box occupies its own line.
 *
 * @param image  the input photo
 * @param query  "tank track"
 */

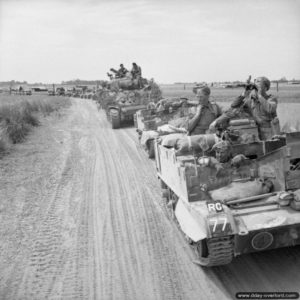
xmin=193 ymin=236 xmax=234 ymax=267
xmin=163 ymin=188 xmax=234 ymax=267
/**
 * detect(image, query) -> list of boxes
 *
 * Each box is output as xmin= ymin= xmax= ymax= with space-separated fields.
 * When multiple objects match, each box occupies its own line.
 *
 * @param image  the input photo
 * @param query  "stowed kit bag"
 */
xmin=161 ymin=133 xmax=186 ymax=148
xmin=175 ymin=134 xmax=219 ymax=155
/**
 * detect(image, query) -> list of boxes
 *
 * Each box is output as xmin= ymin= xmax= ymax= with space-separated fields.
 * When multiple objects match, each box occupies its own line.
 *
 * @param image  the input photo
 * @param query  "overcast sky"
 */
xmin=0 ymin=0 xmax=299 ymax=83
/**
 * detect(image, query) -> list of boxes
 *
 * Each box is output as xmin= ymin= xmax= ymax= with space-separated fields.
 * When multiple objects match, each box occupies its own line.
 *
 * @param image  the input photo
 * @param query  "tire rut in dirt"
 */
xmin=98 ymin=126 xmax=224 ymax=299
xmin=15 ymin=140 xmax=84 ymax=299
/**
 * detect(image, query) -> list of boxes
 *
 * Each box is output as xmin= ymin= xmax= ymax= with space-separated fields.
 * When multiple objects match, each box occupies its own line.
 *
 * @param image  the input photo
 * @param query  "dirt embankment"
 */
xmin=0 ymin=99 xmax=299 ymax=300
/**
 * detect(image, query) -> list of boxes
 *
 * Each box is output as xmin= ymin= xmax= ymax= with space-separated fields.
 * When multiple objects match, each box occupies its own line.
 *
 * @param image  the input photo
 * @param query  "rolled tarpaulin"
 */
xmin=209 ymin=180 xmax=266 ymax=203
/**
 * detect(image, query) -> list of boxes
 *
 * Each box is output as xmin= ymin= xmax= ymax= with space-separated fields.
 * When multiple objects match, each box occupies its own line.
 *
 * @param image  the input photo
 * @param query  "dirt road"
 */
xmin=0 ymin=99 xmax=299 ymax=300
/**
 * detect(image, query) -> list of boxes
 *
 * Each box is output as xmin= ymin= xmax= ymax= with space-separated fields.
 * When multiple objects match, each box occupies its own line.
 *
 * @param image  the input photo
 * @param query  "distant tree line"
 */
xmin=61 ymin=79 xmax=107 ymax=86
xmin=0 ymin=80 xmax=27 ymax=87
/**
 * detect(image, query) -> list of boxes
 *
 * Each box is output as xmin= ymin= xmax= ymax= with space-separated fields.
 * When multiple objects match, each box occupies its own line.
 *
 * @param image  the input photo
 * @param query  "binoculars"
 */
xmin=245 ymin=83 xmax=258 ymax=91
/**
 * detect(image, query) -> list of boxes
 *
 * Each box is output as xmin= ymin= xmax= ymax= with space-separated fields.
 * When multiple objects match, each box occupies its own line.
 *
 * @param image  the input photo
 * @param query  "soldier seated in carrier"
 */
xmin=186 ymin=86 xmax=222 ymax=135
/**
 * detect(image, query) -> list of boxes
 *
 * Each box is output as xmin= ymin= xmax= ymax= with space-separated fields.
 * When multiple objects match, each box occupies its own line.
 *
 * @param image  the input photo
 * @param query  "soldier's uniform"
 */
xmin=118 ymin=66 xmax=128 ymax=78
xmin=131 ymin=64 xmax=142 ymax=78
xmin=131 ymin=63 xmax=142 ymax=88
xmin=231 ymin=93 xmax=278 ymax=140
xmin=187 ymin=102 xmax=222 ymax=135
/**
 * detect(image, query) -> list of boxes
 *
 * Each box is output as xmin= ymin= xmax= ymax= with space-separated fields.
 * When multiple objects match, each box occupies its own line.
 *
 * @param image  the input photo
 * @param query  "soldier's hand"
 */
xmin=242 ymin=89 xmax=251 ymax=98
xmin=196 ymin=105 xmax=202 ymax=115
xmin=208 ymin=120 xmax=217 ymax=133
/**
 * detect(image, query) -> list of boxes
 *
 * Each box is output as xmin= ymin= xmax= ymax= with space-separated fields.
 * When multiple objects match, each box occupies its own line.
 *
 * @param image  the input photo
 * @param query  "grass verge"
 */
xmin=0 ymin=96 xmax=71 ymax=155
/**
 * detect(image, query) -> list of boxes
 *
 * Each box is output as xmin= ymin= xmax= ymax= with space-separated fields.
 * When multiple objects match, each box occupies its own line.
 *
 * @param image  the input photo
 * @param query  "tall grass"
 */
xmin=0 ymin=96 xmax=70 ymax=154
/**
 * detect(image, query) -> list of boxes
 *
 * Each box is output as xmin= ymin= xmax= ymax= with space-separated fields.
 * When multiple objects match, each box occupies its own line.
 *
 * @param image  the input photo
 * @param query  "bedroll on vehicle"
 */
xmin=135 ymin=98 xmax=196 ymax=158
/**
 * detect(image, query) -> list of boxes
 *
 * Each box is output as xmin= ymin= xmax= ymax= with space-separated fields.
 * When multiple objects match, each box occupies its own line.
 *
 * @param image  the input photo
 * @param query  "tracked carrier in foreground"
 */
xmin=155 ymin=119 xmax=300 ymax=266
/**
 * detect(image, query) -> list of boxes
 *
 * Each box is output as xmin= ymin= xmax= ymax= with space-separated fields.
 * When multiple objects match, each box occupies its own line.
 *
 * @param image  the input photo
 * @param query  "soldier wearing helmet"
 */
xmin=187 ymin=86 xmax=222 ymax=135
xmin=212 ymin=140 xmax=232 ymax=163
xmin=229 ymin=76 xmax=279 ymax=140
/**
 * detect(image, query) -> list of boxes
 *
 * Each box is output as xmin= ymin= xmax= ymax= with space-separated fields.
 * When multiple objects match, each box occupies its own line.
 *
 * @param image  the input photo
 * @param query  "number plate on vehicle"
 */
xmin=206 ymin=200 xmax=224 ymax=213
xmin=207 ymin=214 xmax=232 ymax=237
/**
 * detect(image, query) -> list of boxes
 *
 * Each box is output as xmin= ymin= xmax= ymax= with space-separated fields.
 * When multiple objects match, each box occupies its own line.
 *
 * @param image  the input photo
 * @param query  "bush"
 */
xmin=21 ymin=102 xmax=40 ymax=126
xmin=0 ymin=96 xmax=71 ymax=151
xmin=6 ymin=119 xmax=31 ymax=143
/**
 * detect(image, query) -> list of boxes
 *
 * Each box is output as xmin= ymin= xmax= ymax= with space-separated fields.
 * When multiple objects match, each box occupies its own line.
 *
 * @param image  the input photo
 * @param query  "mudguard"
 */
xmin=175 ymin=199 xmax=207 ymax=242
xmin=175 ymin=198 xmax=238 ymax=242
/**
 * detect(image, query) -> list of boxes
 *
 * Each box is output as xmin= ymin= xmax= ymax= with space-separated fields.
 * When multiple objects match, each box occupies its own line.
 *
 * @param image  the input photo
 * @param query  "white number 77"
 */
xmin=211 ymin=217 xmax=227 ymax=232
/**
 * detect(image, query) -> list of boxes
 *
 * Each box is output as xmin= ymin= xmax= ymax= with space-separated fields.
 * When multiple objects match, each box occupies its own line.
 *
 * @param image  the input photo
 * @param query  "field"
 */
xmin=160 ymin=83 xmax=300 ymax=131
xmin=0 ymin=94 xmax=70 ymax=154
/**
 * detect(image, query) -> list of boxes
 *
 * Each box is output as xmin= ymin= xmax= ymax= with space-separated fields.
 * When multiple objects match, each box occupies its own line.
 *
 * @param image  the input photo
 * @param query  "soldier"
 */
xmin=131 ymin=62 xmax=142 ymax=88
xmin=131 ymin=62 xmax=142 ymax=79
xmin=210 ymin=77 xmax=280 ymax=140
xmin=187 ymin=86 xmax=222 ymax=135
xmin=230 ymin=76 xmax=279 ymax=140
xmin=117 ymin=64 xmax=128 ymax=78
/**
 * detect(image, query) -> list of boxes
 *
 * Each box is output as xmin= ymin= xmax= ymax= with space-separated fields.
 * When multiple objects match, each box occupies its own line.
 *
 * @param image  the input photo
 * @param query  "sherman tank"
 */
xmin=155 ymin=119 xmax=300 ymax=266
xmin=100 ymin=76 xmax=161 ymax=129
xmin=134 ymin=97 xmax=196 ymax=158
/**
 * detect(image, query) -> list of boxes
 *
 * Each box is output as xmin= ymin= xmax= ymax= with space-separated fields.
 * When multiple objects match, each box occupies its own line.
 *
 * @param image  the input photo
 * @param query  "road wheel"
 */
xmin=110 ymin=109 xmax=121 ymax=129
xmin=146 ymin=139 xmax=155 ymax=158
xmin=166 ymin=190 xmax=178 ymax=220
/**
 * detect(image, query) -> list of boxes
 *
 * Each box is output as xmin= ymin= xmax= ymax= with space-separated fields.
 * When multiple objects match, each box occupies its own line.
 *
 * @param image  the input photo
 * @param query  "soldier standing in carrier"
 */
xmin=210 ymin=76 xmax=280 ymax=140
xmin=187 ymin=86 xmax=222 ymax=135
xmin=230 ymin=76 xmax=279 ymax=140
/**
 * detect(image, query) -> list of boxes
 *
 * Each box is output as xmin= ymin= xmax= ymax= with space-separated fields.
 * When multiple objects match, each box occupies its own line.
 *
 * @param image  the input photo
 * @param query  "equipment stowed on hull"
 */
xmin=100 ymin=73 xmax=162 ymax=130
xmin=135 ymin=97 xmax=195 ymax=158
